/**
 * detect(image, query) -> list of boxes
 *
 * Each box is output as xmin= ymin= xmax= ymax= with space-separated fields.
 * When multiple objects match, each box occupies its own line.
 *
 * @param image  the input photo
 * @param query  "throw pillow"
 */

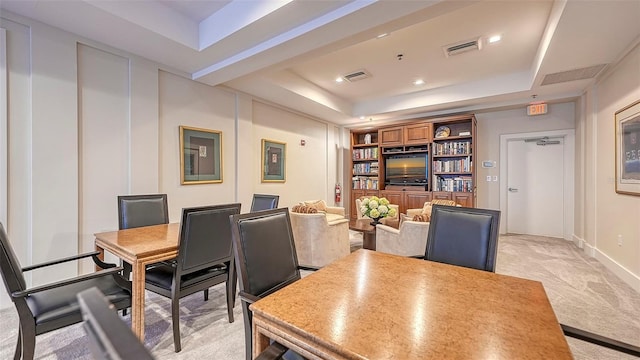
xmin=292 ymin=204 xmax=317 ymax=213
xmin=421 ymin=203 xmax=433 ymax=220
xmin=431 ymin=199 xmax=457 ymax=206
xmin=412 ymin=214 xmax=429 ymax=222
xmin=304 ymin=200 xmax=327 ymax=212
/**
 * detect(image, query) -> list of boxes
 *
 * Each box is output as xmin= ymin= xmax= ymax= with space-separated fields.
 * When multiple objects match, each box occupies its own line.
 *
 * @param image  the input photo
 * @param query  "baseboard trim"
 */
xmin=570 ymin=234 xmax=639 ymax=291
xmin=594 ymin=247 xmax=640 ymax=293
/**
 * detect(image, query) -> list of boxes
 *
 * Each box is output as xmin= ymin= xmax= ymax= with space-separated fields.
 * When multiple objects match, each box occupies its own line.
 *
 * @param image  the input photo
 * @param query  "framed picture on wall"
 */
xmin=615 ymin=100 xmax=640 ymax=196
xmin=261 ymin=139 xmax=286 ymax=183
xmin=180 ymin=126 xmax=222 ymax=184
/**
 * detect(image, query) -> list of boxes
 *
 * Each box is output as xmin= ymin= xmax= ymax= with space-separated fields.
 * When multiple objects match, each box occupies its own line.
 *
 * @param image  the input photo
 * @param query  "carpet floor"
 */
xmin=1 ymin=234 xmax=639 ymax=359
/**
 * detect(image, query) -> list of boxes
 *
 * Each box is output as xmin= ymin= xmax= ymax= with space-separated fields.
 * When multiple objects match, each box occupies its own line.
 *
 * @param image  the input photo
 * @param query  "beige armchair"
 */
xmin=289 ymin=202 xmax=350 ymax=267
xmin=375 ymin=220 xmax=430 ymax=257
xmin=355 ymin=197 xmax=399 ymax=226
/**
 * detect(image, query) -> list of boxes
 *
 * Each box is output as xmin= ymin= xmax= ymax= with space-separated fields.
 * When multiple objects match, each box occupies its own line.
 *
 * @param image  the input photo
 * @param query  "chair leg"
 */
xmin=204 ymin=289 xmax=209 ymax=301
xmin=13 ymin=326 xmax=21 ymax=360
xmin=242 ymin=303 xmax=252 ymax=360
xmin=172 ymin=298 xmax=181 ymax=352
xmin=226 ymin=278 xmax=234 ymax=323
xmin=20 ymin=322 xmax=36 ymax=360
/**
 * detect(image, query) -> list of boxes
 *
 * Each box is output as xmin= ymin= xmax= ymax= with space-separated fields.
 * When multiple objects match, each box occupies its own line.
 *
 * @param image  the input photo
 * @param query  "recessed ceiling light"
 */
xmin=335 ymin=77 xmax=344 ymax=83
xmin=359 ymin=116 xmax=365 ymax=120
xmin=413 ymin=79 xmax=425 ymax=86
xmin=488 ymin=35 xmax=501 ymax=43
xmin=376 ymin=33 xmax=388 ymax=39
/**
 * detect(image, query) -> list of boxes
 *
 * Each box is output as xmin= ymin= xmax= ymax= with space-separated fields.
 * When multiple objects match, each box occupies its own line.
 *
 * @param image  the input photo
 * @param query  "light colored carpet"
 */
xmin=1 ymin=234 xmax=639 ymax=359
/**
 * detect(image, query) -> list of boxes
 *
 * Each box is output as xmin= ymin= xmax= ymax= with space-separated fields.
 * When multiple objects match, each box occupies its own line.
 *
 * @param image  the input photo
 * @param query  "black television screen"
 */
xmin=385 ymin=154 xmax=428 ymax=185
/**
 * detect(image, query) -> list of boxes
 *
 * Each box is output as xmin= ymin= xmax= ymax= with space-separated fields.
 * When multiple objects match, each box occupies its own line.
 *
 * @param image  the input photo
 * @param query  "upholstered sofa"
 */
xmin=375 ymin=220 xmax=430 ymax=257
xmin=289 ymin=201 xmax=350 ymax=267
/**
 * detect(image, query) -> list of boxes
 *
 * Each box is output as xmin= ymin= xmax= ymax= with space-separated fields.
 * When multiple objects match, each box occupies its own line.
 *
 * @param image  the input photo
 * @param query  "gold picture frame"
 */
xmin=261 ymin=139 xmax=286 ymax=183
xmin=615 ymin=100 xmax=640 ymax=196
xmin=180 ymin=126 xmax=222 ymax=185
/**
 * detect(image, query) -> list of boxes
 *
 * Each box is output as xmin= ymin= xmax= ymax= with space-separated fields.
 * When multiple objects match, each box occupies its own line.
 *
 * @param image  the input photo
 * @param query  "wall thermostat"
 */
xmin=482 ymin=160 xmax=495 ymax=168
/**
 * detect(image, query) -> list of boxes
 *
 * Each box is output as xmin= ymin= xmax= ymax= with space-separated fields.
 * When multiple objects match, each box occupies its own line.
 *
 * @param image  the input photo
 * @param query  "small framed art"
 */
xmin=615 ymin=100 xmax=640 ymax=196
xmin=261 ymin=139 xmax=286 ymax=183
xmin=180 ymin=126 xmax=222 ymax=184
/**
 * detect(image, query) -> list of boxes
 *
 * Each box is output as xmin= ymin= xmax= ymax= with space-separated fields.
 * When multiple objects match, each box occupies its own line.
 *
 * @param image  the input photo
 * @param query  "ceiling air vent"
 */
xmin=342 ymin=69 xmax=371 ymax=82
xmin=443 ymin=38 xmax=481 ymax=57
xmin=541 ymin=64 xmax=607 ymax=86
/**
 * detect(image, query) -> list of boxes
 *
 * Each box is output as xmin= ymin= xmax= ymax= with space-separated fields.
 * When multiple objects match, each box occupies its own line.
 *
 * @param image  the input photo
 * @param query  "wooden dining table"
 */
xmin=251 ymin=250 xmax=573 ymax=359
xmin=94 ymin=223 xmax=180 ymax=340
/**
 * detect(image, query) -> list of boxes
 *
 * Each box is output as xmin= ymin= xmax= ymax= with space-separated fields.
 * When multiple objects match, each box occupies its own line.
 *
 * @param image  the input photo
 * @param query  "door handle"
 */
xmin=508 ymin=187 xmax=518 ymax=192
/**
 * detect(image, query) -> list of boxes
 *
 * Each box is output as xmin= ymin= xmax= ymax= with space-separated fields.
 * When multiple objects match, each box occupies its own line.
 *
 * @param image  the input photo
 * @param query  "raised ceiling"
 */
xmin=2 ymin=0 xmax=639 ymax=127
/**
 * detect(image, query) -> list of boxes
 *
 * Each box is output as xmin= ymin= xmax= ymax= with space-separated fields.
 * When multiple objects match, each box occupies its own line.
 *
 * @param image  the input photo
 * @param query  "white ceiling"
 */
xmin=2 ymin=0 xmax=639 ymax=128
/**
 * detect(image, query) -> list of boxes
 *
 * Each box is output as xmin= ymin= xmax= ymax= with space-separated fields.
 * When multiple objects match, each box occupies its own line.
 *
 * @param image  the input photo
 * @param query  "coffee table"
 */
xmin=348 ymin=219 xmax=376 ymax=250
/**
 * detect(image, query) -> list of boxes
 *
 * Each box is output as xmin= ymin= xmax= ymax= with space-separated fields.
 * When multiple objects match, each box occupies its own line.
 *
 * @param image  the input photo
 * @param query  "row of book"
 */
xmin=352 ymin=176 xmax=379 ymax=190
xmin=352 ymin=162 xmax=379 ymax=174
xmin=352 ymin=147 xmax=379 ymax=160
xmin=433 ymin=158 xmax=472 ymax=173
xmin=433 ymin=176 xmax=473 ymax=192
xmin=433 ymin=141 xmax=472 ymax=156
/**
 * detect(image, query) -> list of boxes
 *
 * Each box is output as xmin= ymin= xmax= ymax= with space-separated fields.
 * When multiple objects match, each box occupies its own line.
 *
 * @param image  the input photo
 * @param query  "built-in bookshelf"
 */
xmin=349 ymin=114 xmax=476 ymax=217
xmin=431 ymin=117 xmax=475 ymax=197
xmin=351 ymin=131 xmax=379 ymax=191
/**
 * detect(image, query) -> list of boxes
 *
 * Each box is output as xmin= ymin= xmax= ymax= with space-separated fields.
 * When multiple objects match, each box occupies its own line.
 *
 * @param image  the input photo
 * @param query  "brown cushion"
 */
xmin=431 ymin=199 xmax=457 ymax=206
xmin=304 ymin=200 xmax=327 ymax=212
xmin=292 ymin=204 xmax=317 ymax=213
xmin=412 ymin=214 xmax=429 ymax=222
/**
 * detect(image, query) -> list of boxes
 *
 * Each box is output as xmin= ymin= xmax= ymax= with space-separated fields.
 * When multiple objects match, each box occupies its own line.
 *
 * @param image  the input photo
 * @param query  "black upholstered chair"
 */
xmin=117 ymin=194 xmax=169 ymax=281
xmin=424 ymin=204 xmax=500 ymax=272
xmin=250 ymin=194 xmax=280 ymax=212
xmin=144 ymin=203 xmax=241 ymax=352
xmin=230 ymin=208 xmax=316 ymax=360
xmin=78 ymin=287 xmax=155 ymax=360
xmin=0 ymin=222 xmax=131 ymax=360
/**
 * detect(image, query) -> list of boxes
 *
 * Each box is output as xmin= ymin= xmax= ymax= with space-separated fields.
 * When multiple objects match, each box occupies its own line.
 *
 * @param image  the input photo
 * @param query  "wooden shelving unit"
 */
xmin=349 ymin=114 xmax=476 ymax=218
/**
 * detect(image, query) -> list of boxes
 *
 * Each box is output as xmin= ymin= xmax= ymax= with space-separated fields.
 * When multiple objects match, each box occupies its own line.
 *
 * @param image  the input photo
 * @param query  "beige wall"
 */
xmin=580 ymin=42 xmax=640 ymax=287
xmin=0 ymin=13 xmax=343 ymax=309
xmin=475 ymin=103 xmax=576 ymax=210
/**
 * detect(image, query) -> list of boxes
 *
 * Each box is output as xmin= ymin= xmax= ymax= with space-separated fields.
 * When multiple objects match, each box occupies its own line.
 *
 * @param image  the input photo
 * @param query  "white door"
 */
xmin=507 ymin=137 xmax=564 ymax=237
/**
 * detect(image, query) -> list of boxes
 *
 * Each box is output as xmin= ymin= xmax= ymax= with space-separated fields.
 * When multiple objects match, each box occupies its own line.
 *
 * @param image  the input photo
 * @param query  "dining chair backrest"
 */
xmin=250 ymin=194 xmax=280 ymax=213
xmin=425 ymin=205 xmax=500 ymax=272
xmin=78 ymin=287 xmax=155 ymax=360
xmin=177 ymin=203 xmax=241 ymax=275
xmin=231 ymin=208 xmax=300 ymax=297
xmin=0 ymin=222 xmax=27 ymax=299
xmin=117 ymin=194 xmax=169 ymax=230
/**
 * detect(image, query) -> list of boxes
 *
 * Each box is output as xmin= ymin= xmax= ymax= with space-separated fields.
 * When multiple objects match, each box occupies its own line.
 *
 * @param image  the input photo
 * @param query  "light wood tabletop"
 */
xmin=95 ymin=223 xmax=180 ymax=340
xmin=251 ymin=250 xmax=573 ymax=359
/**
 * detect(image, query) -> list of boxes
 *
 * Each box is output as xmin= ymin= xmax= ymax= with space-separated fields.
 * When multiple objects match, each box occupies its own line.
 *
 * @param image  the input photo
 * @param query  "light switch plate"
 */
xmin=486 ymin=176 xmax=491 ymax=182
xmin=493 ymin=176 xmax=498 ymax=181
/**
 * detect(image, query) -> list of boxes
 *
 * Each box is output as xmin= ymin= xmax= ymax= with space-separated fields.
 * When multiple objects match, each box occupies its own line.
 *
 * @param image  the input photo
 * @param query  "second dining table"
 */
xmin=251 ymin=250 xmax=573 ymax=359
xmin=95 ymin=223 xmax=180 ymax=340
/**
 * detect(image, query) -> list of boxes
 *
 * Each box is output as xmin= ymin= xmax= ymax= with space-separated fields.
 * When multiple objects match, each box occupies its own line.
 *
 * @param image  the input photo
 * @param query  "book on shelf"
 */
xmin=352 ymin=161 xmax=379 ymax=174
xmin=433 ymin=175 xmax=473 ymax=192
xmin=352 ymin=147 xmax=378 ymax=160
xmin=433 ymin=141 xmax=472 ymax=156
xmin=352 ymin=176 xmax=379 ymax=190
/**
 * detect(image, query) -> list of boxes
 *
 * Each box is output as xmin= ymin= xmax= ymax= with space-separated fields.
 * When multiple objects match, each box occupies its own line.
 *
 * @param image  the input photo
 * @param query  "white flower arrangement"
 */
xmin=360 ymin=196 xmax=397 ymax=220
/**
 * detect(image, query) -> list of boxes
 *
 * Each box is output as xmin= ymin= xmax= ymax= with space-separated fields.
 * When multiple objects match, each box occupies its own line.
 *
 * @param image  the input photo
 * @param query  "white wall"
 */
xmin=475 ymin=103 xmax=576 ymax=211
xmin=579 ymin=42 xmax=640 ymax=290
xmin=0 ymin=13 xmax=342 ymax=310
